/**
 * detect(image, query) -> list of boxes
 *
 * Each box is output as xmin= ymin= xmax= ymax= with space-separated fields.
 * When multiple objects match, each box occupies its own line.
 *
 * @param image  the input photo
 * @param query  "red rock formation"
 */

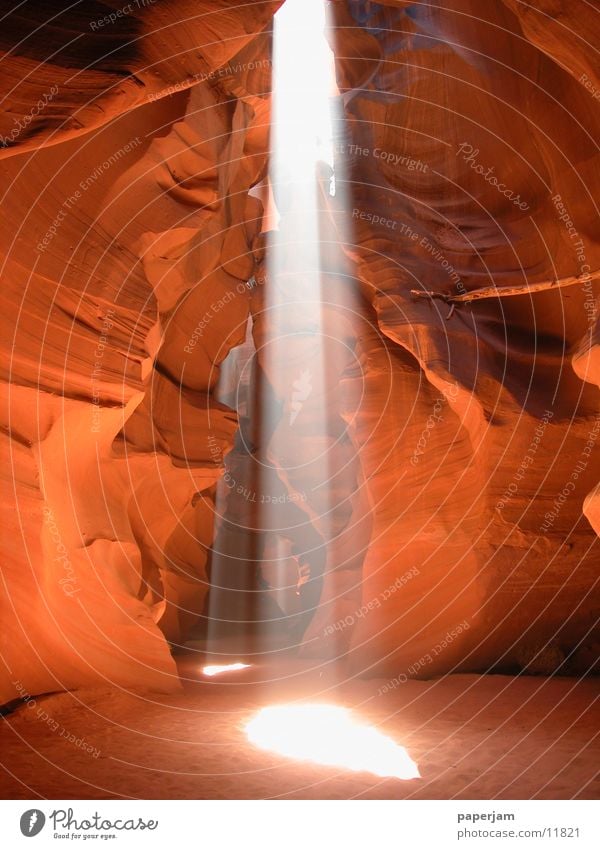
xmin=1 ymin=0 xmax=598 ymax=706
xmin=322 ymin=0 xmax=599 ymax=676
xmin=0 ymin=0 xmax=282 ymax=704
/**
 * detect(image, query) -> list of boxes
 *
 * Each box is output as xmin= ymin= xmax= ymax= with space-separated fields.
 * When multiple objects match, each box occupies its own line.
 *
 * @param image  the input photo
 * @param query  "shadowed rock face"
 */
xmin=0 ymin=0 xmax=598 ymax=703
xmin=323 ymin=0 xmax=600 ymax=676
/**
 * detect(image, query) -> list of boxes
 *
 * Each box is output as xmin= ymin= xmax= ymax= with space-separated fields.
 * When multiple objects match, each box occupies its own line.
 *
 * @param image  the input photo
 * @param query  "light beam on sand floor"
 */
xmin=202 ymin=663 xmax=251 ymax=677
xmin=245 ymin=704 xmax=420 ymax=780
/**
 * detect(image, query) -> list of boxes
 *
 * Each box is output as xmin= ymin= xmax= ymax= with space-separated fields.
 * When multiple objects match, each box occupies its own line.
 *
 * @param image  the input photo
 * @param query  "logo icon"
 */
xmin=289 ymin=369 xmax=312 ymax=425
xmin=20 ymin=810 xmax=45 ymax=837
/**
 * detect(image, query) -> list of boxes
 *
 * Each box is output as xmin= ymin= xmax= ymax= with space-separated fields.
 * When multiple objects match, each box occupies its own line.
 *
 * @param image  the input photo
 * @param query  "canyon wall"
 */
xmin=0 ymin=0 xmax=598 ymax=703
xmin=0 ymin=0 xmax=281 ymax=704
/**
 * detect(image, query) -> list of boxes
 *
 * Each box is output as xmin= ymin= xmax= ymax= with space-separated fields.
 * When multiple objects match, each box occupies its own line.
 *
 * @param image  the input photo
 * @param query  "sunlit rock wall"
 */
xmin=0 ymin=0 xmax=282 ymax=704
xmin=1 ymin=0 xmax=598 ymax=704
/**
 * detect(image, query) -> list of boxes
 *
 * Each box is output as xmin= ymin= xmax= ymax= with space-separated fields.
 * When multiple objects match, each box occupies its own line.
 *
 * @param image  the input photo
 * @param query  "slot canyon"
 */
xmin=0 ymin=0 xmax=598 ymax=802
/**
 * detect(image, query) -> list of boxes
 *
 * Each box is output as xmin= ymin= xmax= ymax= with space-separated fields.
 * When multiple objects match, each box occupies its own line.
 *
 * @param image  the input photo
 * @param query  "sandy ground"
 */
xmin=1 ymin=653 xmax=598 ymax=800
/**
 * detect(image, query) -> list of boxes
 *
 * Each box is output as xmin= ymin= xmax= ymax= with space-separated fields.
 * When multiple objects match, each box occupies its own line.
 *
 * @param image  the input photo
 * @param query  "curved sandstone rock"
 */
xmin=0 ymin=1 xmax=281 ymax=704
xmin=1 ymin=0 xmax=598 ymax=703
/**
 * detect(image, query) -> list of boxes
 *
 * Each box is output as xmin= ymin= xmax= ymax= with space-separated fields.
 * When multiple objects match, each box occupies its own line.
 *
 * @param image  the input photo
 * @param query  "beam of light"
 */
xmin=272 ymin=0 xmax=337 ymax=194
xmin=245 ymin=704 xmax=420 ymax=780
xmin=202 ymin=663 xmax=251 ymax=677
xmin=252 ymin=0 xmax=344 ymax=645
xmin=203 ymin=0 xmax=359 ymax=656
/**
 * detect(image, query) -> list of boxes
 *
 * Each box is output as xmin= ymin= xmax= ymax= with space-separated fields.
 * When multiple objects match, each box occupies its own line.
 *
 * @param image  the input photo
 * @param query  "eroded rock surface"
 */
xmin=1 ymin=1 xmax=598 ymax=704
xmin=0 ymin=0 xmax=281 ymax=703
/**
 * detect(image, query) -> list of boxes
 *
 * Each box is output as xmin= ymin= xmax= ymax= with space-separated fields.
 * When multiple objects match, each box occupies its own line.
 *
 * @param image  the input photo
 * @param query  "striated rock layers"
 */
xmin=1 ymin=1 xmax=598 ymax=704
xmin=0 ymin=0 xmax=281 ymax=703
xmin=316 ymin=0 xmax=600 ymax=677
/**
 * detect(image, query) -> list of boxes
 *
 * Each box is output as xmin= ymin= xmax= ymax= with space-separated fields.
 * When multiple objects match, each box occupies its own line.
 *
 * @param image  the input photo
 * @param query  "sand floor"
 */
xmin=1 ymin=655 xmax=598 ymax=800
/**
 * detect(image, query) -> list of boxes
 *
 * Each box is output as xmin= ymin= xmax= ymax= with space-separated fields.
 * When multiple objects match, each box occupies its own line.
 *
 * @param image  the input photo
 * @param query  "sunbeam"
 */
xmin=246 ymin=704 xmax=420 ymax=779
xmin=202 ymin=663 xmax=251 ymax=677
